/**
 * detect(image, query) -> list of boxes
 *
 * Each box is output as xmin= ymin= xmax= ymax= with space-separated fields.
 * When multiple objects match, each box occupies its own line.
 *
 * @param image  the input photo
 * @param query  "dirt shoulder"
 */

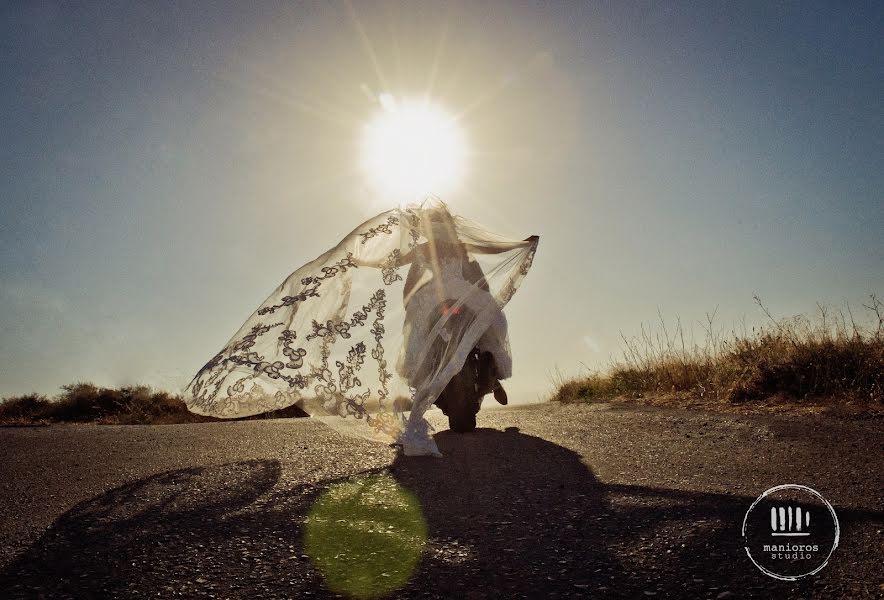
xmin=566 ymin=393 xmax=884 ymax=420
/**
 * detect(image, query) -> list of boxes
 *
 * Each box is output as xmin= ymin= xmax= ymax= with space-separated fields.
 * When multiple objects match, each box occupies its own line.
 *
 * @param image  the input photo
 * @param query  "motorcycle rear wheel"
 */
xmin=437 ymin=349 xmax=482 ymax=433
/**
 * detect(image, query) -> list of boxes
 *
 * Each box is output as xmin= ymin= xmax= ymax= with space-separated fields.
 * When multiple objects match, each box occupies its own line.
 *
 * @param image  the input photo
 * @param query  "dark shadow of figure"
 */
xmin=0 ymin=460 xmax=314 ymax=599
xmin=390 ymin=428 xmax=863 ymax=599
xmin=1 ymin=430 xmax=880 ymax=599
xmin=391 ymin=427 xmax=622 ymax=597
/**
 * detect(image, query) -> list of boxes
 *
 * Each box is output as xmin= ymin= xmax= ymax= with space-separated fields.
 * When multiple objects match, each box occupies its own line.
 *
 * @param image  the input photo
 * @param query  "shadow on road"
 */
xmin=0 ymin=459 xmax=302 ymax=598
xmin=392 ymin=427 xmax=819 ymax=599
xmin=1 ymin=428 xmax=880 ymax=598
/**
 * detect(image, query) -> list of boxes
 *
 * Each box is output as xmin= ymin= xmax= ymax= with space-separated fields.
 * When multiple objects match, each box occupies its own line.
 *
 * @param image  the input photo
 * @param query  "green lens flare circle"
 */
xmin=304 ymin=474 xmax=427 ymax=598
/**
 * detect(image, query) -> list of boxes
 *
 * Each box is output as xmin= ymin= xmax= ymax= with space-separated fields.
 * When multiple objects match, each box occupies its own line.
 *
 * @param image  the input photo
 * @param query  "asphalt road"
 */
xmin=0 ymin=402 xmax=881 ymax=599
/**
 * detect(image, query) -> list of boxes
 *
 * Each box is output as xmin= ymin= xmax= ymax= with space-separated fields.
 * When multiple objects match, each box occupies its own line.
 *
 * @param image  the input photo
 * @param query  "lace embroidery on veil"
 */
xmin=185 ymin=199 xmax=538 ymax=453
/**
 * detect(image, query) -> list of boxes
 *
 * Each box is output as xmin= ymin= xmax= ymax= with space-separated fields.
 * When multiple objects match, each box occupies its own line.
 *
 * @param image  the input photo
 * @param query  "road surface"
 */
xmin=0 ymin=402 xmax=881 ymax=598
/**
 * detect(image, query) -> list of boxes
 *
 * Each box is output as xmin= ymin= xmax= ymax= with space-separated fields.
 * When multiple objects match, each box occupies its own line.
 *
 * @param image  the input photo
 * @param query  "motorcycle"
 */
xmin=428 ymin=301 xmax=498 ymax=432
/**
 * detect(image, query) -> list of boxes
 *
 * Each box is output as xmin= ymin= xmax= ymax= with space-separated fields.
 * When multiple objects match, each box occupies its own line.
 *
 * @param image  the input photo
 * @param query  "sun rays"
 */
xmin=206 ymin=1 xmax=561 ymax=211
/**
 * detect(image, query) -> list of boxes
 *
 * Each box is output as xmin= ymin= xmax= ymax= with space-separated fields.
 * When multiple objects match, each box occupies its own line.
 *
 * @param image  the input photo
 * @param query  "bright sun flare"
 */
xmin=361 ymin=94 xmax=466 ymax=201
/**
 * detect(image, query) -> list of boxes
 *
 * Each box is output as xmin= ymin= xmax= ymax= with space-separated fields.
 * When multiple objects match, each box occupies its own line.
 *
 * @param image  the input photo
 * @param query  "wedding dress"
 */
xmin=185 ymin=198 xmax=538 ymax=456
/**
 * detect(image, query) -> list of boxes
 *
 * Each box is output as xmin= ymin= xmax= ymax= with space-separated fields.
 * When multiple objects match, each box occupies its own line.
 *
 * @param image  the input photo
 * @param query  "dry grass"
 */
xmin=551 ymin=295 xmax=884 ymax=415
xmin=0 ymin=383 xmax=308 ymax=426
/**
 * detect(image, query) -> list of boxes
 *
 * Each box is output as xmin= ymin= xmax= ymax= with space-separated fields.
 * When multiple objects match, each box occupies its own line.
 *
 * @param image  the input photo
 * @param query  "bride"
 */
xmin=185 ymin=198 xmax=538 ymax=457
xmin=397 ymin=207 xmax=528 ymax=401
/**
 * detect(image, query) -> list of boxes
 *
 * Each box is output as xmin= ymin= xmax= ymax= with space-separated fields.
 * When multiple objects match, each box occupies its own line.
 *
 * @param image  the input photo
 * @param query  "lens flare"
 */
xmin=304 ymin=473 xmax=427 ymax=598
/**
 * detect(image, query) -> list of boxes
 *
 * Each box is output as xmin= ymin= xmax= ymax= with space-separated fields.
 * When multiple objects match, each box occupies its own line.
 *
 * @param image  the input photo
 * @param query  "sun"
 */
xmin=360 ymin=94 xmax=466 ymax=202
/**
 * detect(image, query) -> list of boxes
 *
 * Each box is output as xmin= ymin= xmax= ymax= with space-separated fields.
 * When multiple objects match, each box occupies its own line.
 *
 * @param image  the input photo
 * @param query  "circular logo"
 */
xmin=742 ymin=484 xmax=839 ymax=581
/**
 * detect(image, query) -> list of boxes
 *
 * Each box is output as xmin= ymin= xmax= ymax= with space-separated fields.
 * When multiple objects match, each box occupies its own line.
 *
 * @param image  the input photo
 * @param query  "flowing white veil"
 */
xmin=185 ymin=199 xmax=538 ymax=455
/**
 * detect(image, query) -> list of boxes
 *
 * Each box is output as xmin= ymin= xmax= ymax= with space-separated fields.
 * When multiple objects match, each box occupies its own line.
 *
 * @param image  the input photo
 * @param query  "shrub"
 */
xmin=0 ymin=393 xmax=53 ymax=421
xmin=554 ymin=295 xmax=884 ymax=406
xmin=0 ymin=383 xmax=311 ymax=425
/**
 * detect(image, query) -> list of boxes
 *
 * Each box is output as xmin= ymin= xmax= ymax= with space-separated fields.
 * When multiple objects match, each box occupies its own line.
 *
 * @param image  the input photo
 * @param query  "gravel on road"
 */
xmin=0 ymin=402 xmax=881 ymax=599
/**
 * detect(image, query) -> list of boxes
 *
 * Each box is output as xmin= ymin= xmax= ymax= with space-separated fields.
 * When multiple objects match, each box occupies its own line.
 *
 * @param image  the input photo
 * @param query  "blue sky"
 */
xmin=1 ymin=1 xmax=881 ymax=400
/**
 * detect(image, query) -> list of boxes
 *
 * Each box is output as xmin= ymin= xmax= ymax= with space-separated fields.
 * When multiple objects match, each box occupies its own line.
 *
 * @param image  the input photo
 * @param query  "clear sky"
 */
xmin=1 ymin=1 xmax=881 ymax=401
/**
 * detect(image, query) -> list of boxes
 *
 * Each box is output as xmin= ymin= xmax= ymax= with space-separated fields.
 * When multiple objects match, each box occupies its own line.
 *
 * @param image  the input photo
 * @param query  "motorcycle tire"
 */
xmin=439 ymin=350 xmax=481 ymax=433
xmin=448 ymin=408 xmax=477 ymax=433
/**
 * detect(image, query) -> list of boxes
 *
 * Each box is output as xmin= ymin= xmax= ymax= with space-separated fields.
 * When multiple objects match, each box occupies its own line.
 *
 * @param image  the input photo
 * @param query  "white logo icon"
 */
xmin=770 ymin=505 xmax=810 ymax=536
